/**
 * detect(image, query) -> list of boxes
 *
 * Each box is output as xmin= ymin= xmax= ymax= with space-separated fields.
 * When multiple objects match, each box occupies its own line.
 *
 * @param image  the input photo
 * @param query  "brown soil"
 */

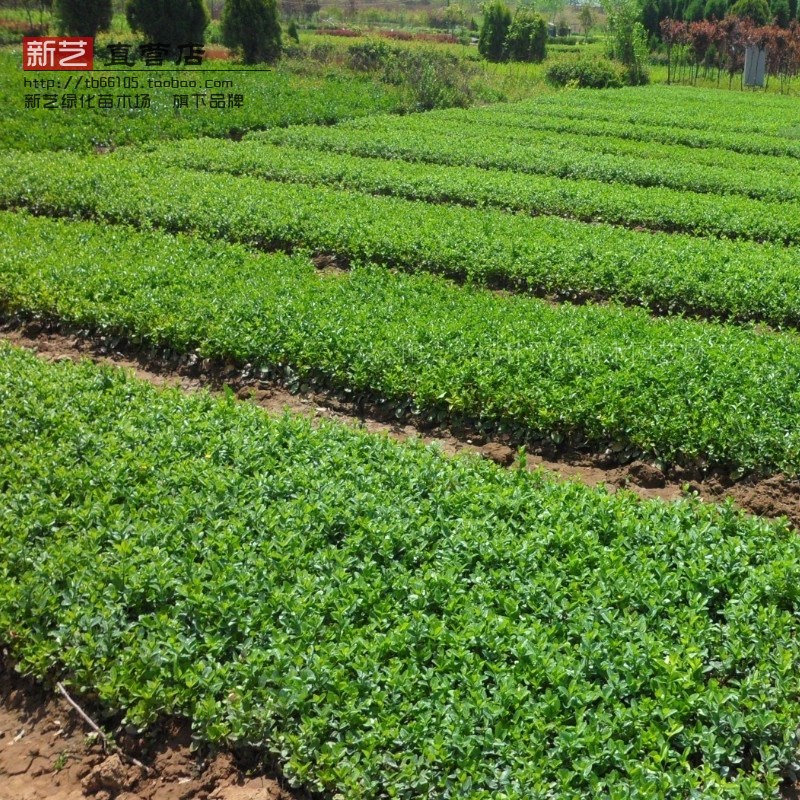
xmin=3 ymin=323 xmax=800 ymax=528
xmin=4 ymin=658 xmax=800 ymax=800
xmin=0 ymin=658 xmax=306 ymax=800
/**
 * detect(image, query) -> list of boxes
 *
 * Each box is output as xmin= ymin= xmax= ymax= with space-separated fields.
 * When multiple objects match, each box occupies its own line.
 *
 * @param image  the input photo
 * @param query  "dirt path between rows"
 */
xmin=0 ymin=658 xmax=306 ymax=800
xmin=3 ymin=323 xmax=800 ymax=528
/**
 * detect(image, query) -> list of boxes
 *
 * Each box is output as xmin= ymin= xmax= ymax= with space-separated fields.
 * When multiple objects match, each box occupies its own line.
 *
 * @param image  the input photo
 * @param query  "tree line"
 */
xmin=642 ymin=0 xmax=797 ymax=40
xmin=54 ymin=0 xmax=282 ymax=63
xmin=660 ymin=15 xmax=800 ymax=88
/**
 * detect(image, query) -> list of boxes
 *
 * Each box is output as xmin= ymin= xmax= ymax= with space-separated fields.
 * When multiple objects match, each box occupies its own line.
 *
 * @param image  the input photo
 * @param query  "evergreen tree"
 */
xmin=642 ymin=0 xmax=660 ymax=40
xmin=222 ymin=0 xmax=282 ymax=63
xmin=771 ymin=0 xmax=791 ymax=25
xmin=657 ymin=0 xmax=674 ymax=26
xmin=684 ymin=0 xmax=706 ymax=20
xmin=55 ymin=0 xmax=111 ymax=36
xmin=703 ymin=0 xmax=727 ymax=19
xmin=126 ymin=0 xmax=208 ymax=47
xmin=478 ymin=0 xmax=512 ymax=62
xmin=729 ymin=0 xmax=771 ymax=22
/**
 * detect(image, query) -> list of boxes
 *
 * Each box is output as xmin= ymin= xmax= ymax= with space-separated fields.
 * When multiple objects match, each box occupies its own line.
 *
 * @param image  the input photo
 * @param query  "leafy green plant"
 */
xmin=53 ymin=751 xmax=69 ymax=772
xmin=546 ymin=55 xmax=626 ymax=87
xmin=345 ymin=42 xmax=474 ymax=110
xmin=54 ymin=0 xmax=111 ymax=37
xmin=3 ymin=343 xmax=800 ymax=799
xmin=125 ymin=0 xmax=209 ymax=48
xmin=346 ymin=38 xmax=393 ymax=70
xmin=5 ymin=211 xmax=800 ymax=475
xmin=391 ymin=49 xmax=475 ymax=110
xmin=504 ymin=7 xmax=548 ymax=63
xmin=221 ymin=0 xmax=282 ymax=64
xmin=478 ymin=0 xmax=512 ymax=61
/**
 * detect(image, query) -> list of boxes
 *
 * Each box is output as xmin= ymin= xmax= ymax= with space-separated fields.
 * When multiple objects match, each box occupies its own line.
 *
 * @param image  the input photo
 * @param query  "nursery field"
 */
xmin=3 ymin=83 xmax=800 ymax=799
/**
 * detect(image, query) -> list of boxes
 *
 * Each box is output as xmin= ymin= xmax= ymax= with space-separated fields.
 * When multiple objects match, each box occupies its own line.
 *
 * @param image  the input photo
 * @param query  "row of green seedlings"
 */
xmin=462 ymin=109 xmax=800 ymax=158
xmin=3 ymin=342 xmax=800 ymax=799
xmin=2 ymin=151 xmax=800 ymax=331
xmin=144 ymin=138 xmax=800 ymax=245
xmin=261 ymin=121 xmax=799 ymax=202
xmin=412 ymin=107 xmax=799 ymax=178
xmin=5 ymin=210 xmax=800 ymax=476
xmin=336 ymin=98 xmax=800 ymax=159
xmin=488 ymin=98 xmax=796 ymax=139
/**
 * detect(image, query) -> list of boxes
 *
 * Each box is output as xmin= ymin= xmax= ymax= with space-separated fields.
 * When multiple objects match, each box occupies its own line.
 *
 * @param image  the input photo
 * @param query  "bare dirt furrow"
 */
xmin=0 ymin=655 xmax=306 ymax=800
xmin=3 ymin=323 xmax=800 ymax=528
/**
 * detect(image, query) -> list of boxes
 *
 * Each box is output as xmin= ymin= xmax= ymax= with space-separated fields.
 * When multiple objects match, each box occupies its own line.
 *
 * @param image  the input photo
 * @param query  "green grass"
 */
xmin=3 ymin=342 xmax=800 ymax=799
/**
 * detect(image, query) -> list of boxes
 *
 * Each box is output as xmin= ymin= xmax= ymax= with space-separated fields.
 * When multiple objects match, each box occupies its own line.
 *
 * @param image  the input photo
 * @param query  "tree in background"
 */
xmin=683 ymin=0 xmax=706 ymax=20
xmin=703 ymin=0 xmax=727 ymax=19
xmin=652 ymin=0 xmax=673 ymax=32
xmin=126 ymin=0 xmax=208 ymax=47
xmin=660 ymin=16 xmax=800 ymax=88
xmin=55 ymin=0 xmax=111 ymax=36
xmin=426 ymin=4 xmax=466 ymax=30
xmin=539 ymin=0 xmax=566 ymax=23
xmin=505 ymin=7 xmax=547 ymax=60
xmin=287 ymin=19 xmax=300 ymax=42
xmin=603 ymin=0 xmax=650 ymax=82
xmin=478 ymin=0 xmax=512 ymax=61
xmin=728 ymin=0 xmax=771 ymax=21
xmin=771 ymin=0 xmax=791 ymax=25
xmin=17 ymin=0 xmax=52 ymax=33
xmin=686 ymin=17 xmax=715 ymax=79
xmin=641 ymin=0 xmax=660 ymax=39
xmin=279 ymin=0 xmax=320 ymax=21
xmin=444 ymin=3 xmax=467 ymax=32
xmin=579 ymin=3 xmax=596 ymax=38
xmin=222 ymin=0 xmax=281 ymax=63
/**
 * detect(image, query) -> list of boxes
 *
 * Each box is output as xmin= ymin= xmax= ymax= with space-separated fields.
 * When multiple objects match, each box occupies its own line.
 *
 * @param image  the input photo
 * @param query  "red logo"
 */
xmin=23 ymin=37 xmax=93 ymax=70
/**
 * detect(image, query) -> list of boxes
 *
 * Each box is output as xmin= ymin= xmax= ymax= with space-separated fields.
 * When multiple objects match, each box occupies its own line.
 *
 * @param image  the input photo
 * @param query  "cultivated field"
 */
xmin=2 ymin=82 xmax=800 ymax=799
